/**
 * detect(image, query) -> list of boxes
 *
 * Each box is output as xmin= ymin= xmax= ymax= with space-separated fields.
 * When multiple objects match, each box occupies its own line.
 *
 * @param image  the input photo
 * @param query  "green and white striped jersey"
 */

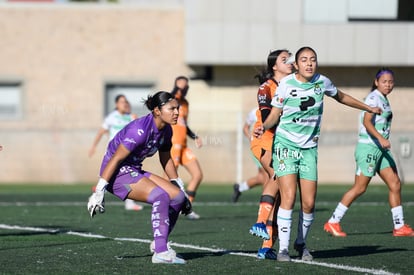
xmin=358 ymin=89 xmax=392 ymax=146
xmin=271 ymin=73 xmax=338 ymax=148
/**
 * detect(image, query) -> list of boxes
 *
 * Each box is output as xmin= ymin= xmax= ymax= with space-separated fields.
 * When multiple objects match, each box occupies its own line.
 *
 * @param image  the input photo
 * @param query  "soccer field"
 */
xmin=0 ymin=184 xmax=413 ymax=275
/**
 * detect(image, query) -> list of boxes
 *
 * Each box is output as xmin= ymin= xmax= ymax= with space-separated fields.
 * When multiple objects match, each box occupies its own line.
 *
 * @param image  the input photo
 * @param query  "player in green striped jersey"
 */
xmin=255 ymin=46 xmax=382 ymax=261
xmin=325 ymin=68 xmax=414 ymax=237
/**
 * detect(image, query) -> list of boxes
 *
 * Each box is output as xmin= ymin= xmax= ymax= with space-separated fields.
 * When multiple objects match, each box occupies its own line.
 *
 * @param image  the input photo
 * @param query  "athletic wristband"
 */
xmin=96 ymin=178 xmax=109 ymax=192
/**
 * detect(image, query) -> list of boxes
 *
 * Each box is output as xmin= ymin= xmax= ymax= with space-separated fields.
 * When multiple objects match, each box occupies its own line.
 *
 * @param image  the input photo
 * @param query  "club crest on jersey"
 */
xmin=314 ymin=84 xmax=322 ymax=95
xmin=367 ymin=164 xmax=374 ymax=174
xmin=278 ymin=160 xmax=286 ymax=171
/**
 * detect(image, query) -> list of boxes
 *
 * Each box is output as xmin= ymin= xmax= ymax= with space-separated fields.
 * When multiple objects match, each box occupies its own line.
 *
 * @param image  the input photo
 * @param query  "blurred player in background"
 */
xmin=87 ymin=91 xmax=191 ymax=264
xmin=255 ymin=46 xmax=382 ymax=261
xmin=248 ymin=49 xmax=293 ymax=260
xmin=324 ymin=68 xmax=414 ymax=237
xmin=88 ymin=94 xmax=143 ymax=211
xmin=170 ymin=76 xmax=203 ymax=220
xmin=232 ymin=107 xmax=267 ymax=203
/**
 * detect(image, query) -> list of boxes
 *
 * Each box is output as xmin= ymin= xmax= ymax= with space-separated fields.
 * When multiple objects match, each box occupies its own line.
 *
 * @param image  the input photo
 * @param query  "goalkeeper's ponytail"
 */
xmin=144 ymin=91 xmax=174 ymax=111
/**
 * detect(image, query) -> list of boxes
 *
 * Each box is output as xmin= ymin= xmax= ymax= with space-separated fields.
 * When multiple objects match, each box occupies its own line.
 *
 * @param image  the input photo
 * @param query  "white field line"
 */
xmin=0 ymin=223 xmax=399 ymax=275
xmin=0 ymin=201 xmax=413 ymax=207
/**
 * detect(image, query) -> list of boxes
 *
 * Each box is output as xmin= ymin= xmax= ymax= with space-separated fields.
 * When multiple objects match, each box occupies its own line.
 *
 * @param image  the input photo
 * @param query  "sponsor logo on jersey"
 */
xmin=137 ymin=129 xmax=144 ymax=136
xmin=292 ymin=117 xmax=319 ymax=123
xmin=124 ymin=138 xmax=136 ymax=144
xmin=258 ymin=94 xmax=267 ymax=104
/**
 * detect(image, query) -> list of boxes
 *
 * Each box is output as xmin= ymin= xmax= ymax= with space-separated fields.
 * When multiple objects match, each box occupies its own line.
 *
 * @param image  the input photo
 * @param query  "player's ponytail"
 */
xmin=255 ymin=49 xmax=289 ymax=84
xmin=144 ymin=91 xmax=174 ymax=111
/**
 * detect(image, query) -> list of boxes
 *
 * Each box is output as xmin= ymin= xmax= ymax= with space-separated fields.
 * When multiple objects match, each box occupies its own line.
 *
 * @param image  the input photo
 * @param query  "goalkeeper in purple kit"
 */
xmin=87 ymin=91 xmax=191 ymax=264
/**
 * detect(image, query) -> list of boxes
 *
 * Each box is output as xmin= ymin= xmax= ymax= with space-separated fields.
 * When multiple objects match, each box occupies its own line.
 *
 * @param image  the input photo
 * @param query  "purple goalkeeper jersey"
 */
xmin=100 ymin=113 xmax=173 ymax=176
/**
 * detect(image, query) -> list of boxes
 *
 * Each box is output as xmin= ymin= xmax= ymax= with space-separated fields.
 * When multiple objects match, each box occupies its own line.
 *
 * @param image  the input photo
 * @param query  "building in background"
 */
xmin=0 ymin=0 xmax=413 ymax=184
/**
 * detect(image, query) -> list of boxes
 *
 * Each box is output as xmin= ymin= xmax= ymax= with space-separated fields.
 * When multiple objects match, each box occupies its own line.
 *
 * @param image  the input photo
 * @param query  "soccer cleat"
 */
xmin=232 ymin=183 xmax=241 ymax=203
xmin=124 ymin=199 xmax=144 ymax=211
xmin=257 ymin=247 xmax=277 ymax=260
xmin=87 ymin=191 xmax=105 ymax=218
xmin=186 ymin=211 xmax=200 ymax=220
xmin=294 ymin=241 xmax=313 ymax=261
xmin=393 ymin=224 xmax=414 ymax=237
xmin=249 ymin=222 xmax=270 ymax=240
xmin=277 ymin=249 xmax=291 ymax=262
xmin=149 ymin=240 xmax=172 ymax=254
xmin=324 ymin=222 xmax=347 ymax=237
xmin=152 ymin=249 xmax=186 ymax=264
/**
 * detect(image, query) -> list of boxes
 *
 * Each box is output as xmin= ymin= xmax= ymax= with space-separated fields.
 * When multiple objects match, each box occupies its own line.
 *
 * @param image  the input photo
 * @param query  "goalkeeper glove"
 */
xmin=170 ymin=178 xmax=192 ymax=215
xmin=87 ymin=178 xmax=107 ymax=218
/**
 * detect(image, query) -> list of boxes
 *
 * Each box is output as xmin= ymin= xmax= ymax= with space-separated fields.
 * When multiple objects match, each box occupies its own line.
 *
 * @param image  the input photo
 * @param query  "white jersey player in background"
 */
xmin=89 ymin=94 xmax=143 ymax=211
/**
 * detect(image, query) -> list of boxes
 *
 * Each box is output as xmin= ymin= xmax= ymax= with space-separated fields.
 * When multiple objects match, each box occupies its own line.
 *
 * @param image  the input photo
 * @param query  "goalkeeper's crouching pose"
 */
xmin=87 ymin=91 xmax=191 ymax=264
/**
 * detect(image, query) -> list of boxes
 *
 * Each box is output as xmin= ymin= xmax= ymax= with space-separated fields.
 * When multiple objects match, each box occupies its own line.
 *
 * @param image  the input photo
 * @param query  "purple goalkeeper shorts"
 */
xmin=104 ymin=165 xmax=151 ymax=201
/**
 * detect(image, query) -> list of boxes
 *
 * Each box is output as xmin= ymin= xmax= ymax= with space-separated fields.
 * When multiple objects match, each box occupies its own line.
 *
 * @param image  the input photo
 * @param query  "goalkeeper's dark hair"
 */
xmin=255 ymin=49 xmax=289 ymax=84
xmin=144 ymin=91 xmax=174 ymax=111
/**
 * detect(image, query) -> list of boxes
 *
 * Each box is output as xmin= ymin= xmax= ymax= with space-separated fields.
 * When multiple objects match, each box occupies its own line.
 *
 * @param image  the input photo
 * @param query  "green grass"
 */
xmin=0 ymin=183 xmax=413 ymax=274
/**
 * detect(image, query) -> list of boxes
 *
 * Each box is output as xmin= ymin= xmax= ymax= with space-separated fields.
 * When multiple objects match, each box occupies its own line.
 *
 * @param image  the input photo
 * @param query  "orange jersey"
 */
xmin=251 ymin=79 xmax=278 ymax=157
xmin=171 ymin=98 xmax=189 ymax=146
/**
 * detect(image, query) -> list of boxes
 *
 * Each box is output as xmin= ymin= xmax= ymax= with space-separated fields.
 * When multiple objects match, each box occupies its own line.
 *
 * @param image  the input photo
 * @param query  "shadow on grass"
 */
xmin=313 ymin=245 xmax=407 ymax=259
xmin=346 ymin=231 xmax=393 ymax=236
xmin=0 ymin=225 xmax=91 ymax=236
xmin=179 ymin=249 xmax=258 ymax=260
xmin=0 ymin=226 xmax=111 ymax=251
xmin=117 ymin=250 xmax=257 ymax=261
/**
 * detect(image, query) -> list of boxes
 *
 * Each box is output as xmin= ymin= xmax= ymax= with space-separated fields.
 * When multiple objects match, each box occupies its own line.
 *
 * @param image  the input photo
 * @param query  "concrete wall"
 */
xmin=0 ymin=3 xmax=413 ymax=184
xmin=185 ymin=0 xmax=414 ymax=66
xmin=0 ymin=4 xmax=191 ymax=183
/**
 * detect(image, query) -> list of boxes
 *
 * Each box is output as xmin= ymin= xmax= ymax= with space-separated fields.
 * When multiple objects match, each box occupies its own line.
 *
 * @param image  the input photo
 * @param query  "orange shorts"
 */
xmin=171 ymin=144 xmax=197 ymax=166
xmin=250 ymin=134 xmax=273 ymax=161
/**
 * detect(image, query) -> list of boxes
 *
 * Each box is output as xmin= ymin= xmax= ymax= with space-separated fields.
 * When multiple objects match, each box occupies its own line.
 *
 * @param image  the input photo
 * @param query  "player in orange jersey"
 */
xmin=170 ymin=76 xmax=203 ymax=220
xmin=249 ymin=49 xmax=294 ymax=259
xmin=232 ymin=107 xmax=268 ymax=203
